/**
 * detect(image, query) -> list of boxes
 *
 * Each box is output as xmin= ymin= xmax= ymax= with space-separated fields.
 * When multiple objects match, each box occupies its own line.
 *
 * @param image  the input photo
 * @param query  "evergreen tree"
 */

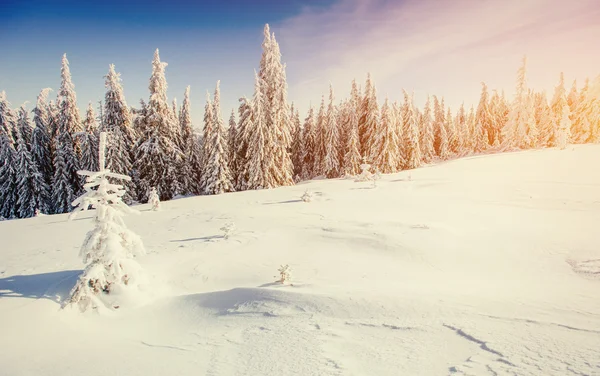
xmin=15 ymin=106 xmax=49 ymax=218
xmin=572 ymin=79 xmax=593 ymax=143
xmin=234 ymin=96 xmax=252 ymax=190
xmin=502 ymin=56 xmax=536 ymax=149
xmin=102 ymin=64 xmax=135 ymax=203
xmin=31 ymin=88 xmax=54 ymax=189
xmin=290 ymin=103 xmax=304 ymax=180
xmin=0 ymin=91 xmax=17 ymax=147
xmin=67 ymin=132 xmax=145 ymax=312
xmin=203 ymin=81 xmax=234 ymax=195
xmin=323 ymin=85 xmax=341 ymax=178
xmin=474 ymin=82 xmax=492 ymax=152
xmin=433 ymin=96 xmax=449 ymax=158
xmin=78 ymin=102 xmax=100 ymax=173
xmin=313 ymin=96 xmax=326 ymax=176
xmin=258 ymin=24 xmax=294 ymax=187
xmin=179 ymin=86 xmax=199 ymax=195
xmin=371 ymin=98 xmax=401 ymax=173
xmin=134 ymin=49 xmax=181 ymax=201
xmin=200 ymin=91 xmax=214 ymax=193
xmin=551 ymin=75 xmax=573 ymax=147
xmin=245 ymin=73 xmax=272 ymax=189
xmin=567 ymin=79 xmax=579 ymax=126
xmin=454 ymin=103 xmax=468 ymax=155
xmin=343 ymin=80 xmax=362 ymax=176
xmin=359 ymin=74 xmax=380 ymax=159
xmin=534 ymin=92 xmax=555 ymax=147
xmin=301 ymin=105 xmax=317 ymax=180
xmin=227 ymin=109 xmax=238 ymax=184
xmin=556 ymin=105 xmax=571 ymax=149
xmin=0 ymin=131 xmax=17 ymax=219
xmin=403 ymin=91 xmax=422 ymax=169
xmin=446 ymin=107 xmax=459 ymax=154
xmin=419 ymin=96 xmax=435 ymax=162
xmin=53 ymin=53 xmax=83 ymax=206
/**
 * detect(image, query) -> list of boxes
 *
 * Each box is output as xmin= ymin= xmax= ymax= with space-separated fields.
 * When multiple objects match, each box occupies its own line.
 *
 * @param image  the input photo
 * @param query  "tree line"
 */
xmin=1 ymin=24 xmax=599 ymax=220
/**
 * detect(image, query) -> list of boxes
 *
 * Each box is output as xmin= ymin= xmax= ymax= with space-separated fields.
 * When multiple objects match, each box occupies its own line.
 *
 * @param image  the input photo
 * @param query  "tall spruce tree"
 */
xmin=78 ymin=102 xmax=100 ymax=173
xmin=258 ymin=24 xmax=294 ymax=187
xmin=343 ymin=80 xmax=362 ymax=176
xmin=371 ymin=97 xmax=401 ymax=173
xmin=245 ymin=73 xmax=272 ymax=189
xmin=420 ymin=96 xmax=435 ymax=162
xmin=502 ymin=56 xmax=536 ymax=149
xmin=474 ymin=82 xmax=492 ymax=152
xmin=313 ymin=96 xmax=326 ymax=176
xmin=235 ymin=96 xmax=252 ymax=190
xmin=0 ymin=91 xmax=17 ymax=148
xmin=134 ymin=49 xmax=181 ymax=201
xmin=103 ymin=64 xmax=135 ymax=203
xmin=403 ymin=91 xmax=422 ymax=169
xmin=52 ymin=54 xmax=82 ymax=213
xmin=323 ymin=85 xmax=341 ymax=178
xmin=31 ymin=88 xmax=54 ymax=190
xmin=301 ymin=105 xmax=317 ymax=180
xmin=179 ymin=86 xmax=202 ymax=195
xmin=203 ymin=81 xmax=234 ymax=195
xmin=0 ymin=130 xmax=17 ymax=219
xmin=15 ymin=106 xmax=49 ymax=218
xmin=290 ymin=104 xmax=304 ymax=180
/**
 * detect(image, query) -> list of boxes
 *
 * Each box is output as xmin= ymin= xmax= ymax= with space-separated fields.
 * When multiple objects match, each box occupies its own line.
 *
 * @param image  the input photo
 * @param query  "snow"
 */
xmin=1 ymin=145 xmax=599 ymax=375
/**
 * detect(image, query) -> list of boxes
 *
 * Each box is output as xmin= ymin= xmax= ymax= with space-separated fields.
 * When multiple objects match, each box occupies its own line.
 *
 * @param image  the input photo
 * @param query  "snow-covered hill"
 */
xmin=1 ymin=145 xmax=599 ymax=376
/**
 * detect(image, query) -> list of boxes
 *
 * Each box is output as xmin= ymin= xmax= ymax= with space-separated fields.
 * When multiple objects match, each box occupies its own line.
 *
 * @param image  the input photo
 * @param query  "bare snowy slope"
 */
xmin=1 ymin=145 xmax=599 ymax=376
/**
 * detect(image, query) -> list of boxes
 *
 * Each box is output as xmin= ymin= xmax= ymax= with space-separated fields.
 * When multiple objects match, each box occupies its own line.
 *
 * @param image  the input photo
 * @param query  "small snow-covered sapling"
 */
xmin=220 ymin=222 xmax=236 ymax=239
xmin=276 ymin=264 xmax=292 ymax=284
xmin=301 ymin=189 xmax=313 ymax=202
xmin=148 ymin=187 xmax=160 ymax=211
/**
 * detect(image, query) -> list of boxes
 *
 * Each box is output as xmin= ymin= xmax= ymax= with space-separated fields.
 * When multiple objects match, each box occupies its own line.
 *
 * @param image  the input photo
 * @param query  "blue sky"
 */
xmin=1 ymin=0 xmax=599 ymax=128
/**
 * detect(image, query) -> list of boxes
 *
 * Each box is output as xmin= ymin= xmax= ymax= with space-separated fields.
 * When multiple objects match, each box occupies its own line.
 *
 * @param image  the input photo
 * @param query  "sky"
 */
xmin=1 ymin=0 xmax=599 ymax=128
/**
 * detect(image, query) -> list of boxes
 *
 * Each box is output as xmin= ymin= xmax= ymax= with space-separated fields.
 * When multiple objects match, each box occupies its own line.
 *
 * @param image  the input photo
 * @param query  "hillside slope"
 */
xmin=1 ymin=145 xmax=599 ymax=375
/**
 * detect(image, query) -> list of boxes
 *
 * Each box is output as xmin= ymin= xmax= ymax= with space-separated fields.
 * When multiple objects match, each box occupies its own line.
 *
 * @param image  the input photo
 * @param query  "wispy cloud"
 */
xmin=276 ymin=0 xmax=600 ymax=110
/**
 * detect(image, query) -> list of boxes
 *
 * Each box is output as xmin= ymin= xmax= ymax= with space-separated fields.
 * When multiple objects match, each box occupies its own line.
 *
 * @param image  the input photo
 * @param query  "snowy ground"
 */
xmin=1 ymin=145 xmax=600 ymax=376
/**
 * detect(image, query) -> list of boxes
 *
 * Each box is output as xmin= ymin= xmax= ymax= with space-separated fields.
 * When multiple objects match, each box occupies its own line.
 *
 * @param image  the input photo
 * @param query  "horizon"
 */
xmin=1 ymin=0 xmax=599 ymax=127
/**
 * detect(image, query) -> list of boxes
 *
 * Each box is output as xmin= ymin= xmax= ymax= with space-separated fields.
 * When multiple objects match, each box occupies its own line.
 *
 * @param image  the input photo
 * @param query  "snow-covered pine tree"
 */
xmin=466 ymin=106 xmax=476 ymax=153
xmin=200 ymin=91 xmax=215 ymax=194
xmin=0 ymin=130 xmax=17 ymax=219
xmin=371 ymin=97 xmax=400 ymax=173
xmin=290 ymin=104 xmax=304 ymax=180
xmin=53 ymin=54 xmax=83 ymax=209
xmin=446 ymin=107 xmax=459 ymax=154
xmin=571 ymin=79 xmax=593 ymax=144
xmin=343 ymin=80 xmax=362 ymax=176
xmin=258 ymin=24 xmax=294 ymax=187
xmin=551 ymin=73 xmax=571 ymax=146
xmin=78 ymin=102 xmax=100 ymax=174
xmin=245 ymin=72 xmax=272 ymax=189
xmin=556 ymin=105 xmax=571 ymax=149
xmin=323 ymin=85 xmax=341 ymax=178
xmin=179 ymin=86 xmax=201 ymax=195
xmin=102 ymin=64 xmax=136 ymax=203
xmin=359 ymin=73 xmax=373 ymax=157
xmin=31 ymin=88 xmax=54 ymax=191
xmin=534 ymin=92 xmax=555 ymax=147
xmin=502 ymin=56 xmax=535 ymax=149
xmin=17 ymin=105 xmax=32 ymax=148
xmin=57 ymin=53 xmax=83 ymax=145
xmin=337 ymin=99 xmax=349 ymax=166
xmin=134 ymin=49 xmax=182 ymax=201
xmin=234 ymin=96 xmax=252 ymax=190
xmin=227 ymin=109 xmax=238 ymax=184
xmin=66 ymin=132 xmax=145 ymax=312
xmin=402 ymin=90 xmax=422 ymax=169
xmin=301 ymin=105 xmax=317 ymax=180
xmin=419 ymin=96 xmax=435 ymax=162
xmin=15 ymin=105 xmax=49 ymax=218
xmin=0 ymin=91 xmax=17 ymax=148
xmin=433 ymin=96 xmax=449 ymax=159
xmin=454 ymin=103 xmax=468 ymax=155
xmin=203 ymin=81 xmax=234 ymax=195
xmin=474 ymin=82 xmax=492 ymax=152
xmin=172 ymin=98 xmax=179 ymax=126
xmin=567 ymin=80 xmax=579 ymax=126
xmin=313 ymin=96 xmax=326 ymax=176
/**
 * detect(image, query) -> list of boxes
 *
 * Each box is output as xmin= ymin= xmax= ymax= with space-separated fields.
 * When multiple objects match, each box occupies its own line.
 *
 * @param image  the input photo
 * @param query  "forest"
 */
xmin=0 ymin=24 xmax=599 ymax=220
